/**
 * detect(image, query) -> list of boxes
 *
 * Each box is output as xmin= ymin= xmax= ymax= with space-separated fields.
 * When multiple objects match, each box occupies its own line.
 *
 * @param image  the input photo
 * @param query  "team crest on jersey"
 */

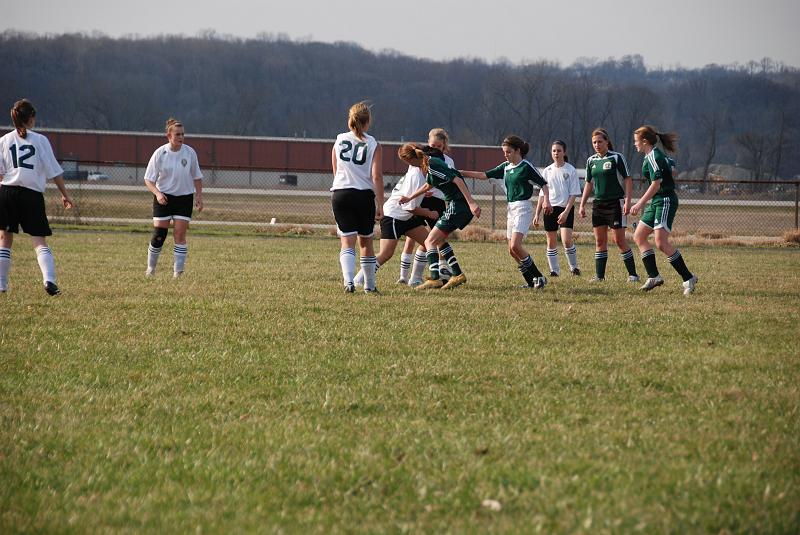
xmin=181 ymin=158 xmax=188 ymax=167
xmin=603 ymin=162 xmax=612 ymax=171
xmin=562 ymin=172 xmax=569 ymax=179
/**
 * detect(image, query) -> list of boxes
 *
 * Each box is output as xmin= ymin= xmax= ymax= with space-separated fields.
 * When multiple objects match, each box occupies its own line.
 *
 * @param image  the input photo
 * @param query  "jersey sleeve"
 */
xmin=484 ymin=163 xmax=505 ymax=180
xmin=40 ymin=138 xmax=64 ymax=180
xmin=585 ymin=157 xmax=594 ymax=183
xmin=0 ymin=139 xmax=8 ymax=176
xmin=526 ymin=163 xmax=547 ymax=187
xmin=568 ymin=166 xmax=582 ymax=196
xmin=144 ymin=149 xmax=160 ymax=183
xmin=615 ymin=153 xmax=631 ymax=178
xmin=189 ymin=147 xmax=203 ymax=180
xmin=400 ymin=167 xmax=426 ymax=211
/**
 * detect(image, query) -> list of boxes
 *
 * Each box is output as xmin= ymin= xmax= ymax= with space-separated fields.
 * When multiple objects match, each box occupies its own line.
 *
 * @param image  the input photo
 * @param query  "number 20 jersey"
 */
xmin=331 ymin=131 xmax=378 ymax=191
xmin=0 ymin=130 xmax=64 ymax=193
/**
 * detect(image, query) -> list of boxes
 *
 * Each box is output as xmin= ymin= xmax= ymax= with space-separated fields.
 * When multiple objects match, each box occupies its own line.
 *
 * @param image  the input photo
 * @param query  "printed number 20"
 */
xmin=10 ymin=145 xmax=36 ymax=169
xmin=339 ymin=141 xmax=368 ymax=165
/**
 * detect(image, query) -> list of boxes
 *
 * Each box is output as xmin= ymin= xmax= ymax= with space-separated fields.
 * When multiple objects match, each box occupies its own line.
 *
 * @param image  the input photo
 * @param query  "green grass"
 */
xmin=1 ymin=232 xmax=799 ymax=533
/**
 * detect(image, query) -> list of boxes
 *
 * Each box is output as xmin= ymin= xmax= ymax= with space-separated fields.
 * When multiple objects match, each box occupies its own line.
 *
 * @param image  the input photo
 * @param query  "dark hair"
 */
xmin=421 ymin=145 xmax=444 ymax=160
xmin=591 ymin=127 xmax=614 ymax=152
xmin=398 ymin=143 xmax=429 ymax=175
xmin=552 ymin=139 xmax=569 ymax=163
xmin=635 ymin=125 xmax=678 ymax=153
xmin=502 ymin=135 xmax=530 ymax=157
xmin=11 ymin=99 xmax=36 ymax=139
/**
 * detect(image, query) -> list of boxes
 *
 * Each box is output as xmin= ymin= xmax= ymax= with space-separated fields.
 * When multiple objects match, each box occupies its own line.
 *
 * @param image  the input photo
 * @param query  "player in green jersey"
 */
xmin=461 ymin=136 xmax=552 ymax=289
xmin=630 ymin=125 xmax=697 ymax=295
xmin=578 ymin=128 xmax=640 ymax=282
xmin=397 ymin=143 xmax=481 ymax=290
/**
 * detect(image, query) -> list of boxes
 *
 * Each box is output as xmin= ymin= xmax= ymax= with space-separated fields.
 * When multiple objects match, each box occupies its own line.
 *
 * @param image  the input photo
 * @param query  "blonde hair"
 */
xmin=348 ymin=101 xmax=371 ymax=140
xmin=428 ymin=128 xmax=450 ymax=152
xmin=165 ymin=117 xmax=183 ymax=134
xmin=398 ymin=143 xmax=429 ymax=175
xmin=11 ymin=99 xmax=36 ymax=139
xmin=635 ymin=125 xmax=678 ymax=153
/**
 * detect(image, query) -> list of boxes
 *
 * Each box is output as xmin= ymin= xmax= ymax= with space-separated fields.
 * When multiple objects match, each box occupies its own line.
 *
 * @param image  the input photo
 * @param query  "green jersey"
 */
xmin=484 ymin=159 xmax=546 ymax=202
xmin=427 ymin=156 xmax=466 ymax=203
xmin=586 ymin=151 xmax=630 ymax=201
xmin=642 ymin=147 xmax=676 ymax=197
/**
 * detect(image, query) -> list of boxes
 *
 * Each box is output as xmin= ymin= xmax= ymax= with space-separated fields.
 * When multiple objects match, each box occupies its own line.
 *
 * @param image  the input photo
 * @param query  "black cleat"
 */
xmin=549 ymin=271 xmax=559 ymax=277
xmin=44 ymin=281 xmax=61 ymax=296
xmin=344 ymin=283 xmax=355 ymax=293
xmin=570 ymin=267 xmax=581 ymax=276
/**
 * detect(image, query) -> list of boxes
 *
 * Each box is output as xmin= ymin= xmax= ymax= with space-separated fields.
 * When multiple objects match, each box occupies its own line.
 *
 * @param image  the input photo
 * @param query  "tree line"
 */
xmin=2 ymin=31 xmax=799 ymax=180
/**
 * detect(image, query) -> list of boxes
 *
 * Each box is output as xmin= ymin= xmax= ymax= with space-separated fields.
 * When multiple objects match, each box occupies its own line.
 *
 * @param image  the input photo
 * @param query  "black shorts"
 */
xmin=331 ymin=188 xmax=376 ymax=237
xmin=543 ymin=205 xmax=575 ymax=231
xmin=380 ymin=215 xmax=425 ymax=240
xmin=592 ymin=198 xmax=627 ymax=229
xmin=0 ymin=185 xmax=52 ymax=236
xmin=153 ymin=193 xmax=194 ymax=221
xmin=420 ymin=196 xmax=446 ymax=229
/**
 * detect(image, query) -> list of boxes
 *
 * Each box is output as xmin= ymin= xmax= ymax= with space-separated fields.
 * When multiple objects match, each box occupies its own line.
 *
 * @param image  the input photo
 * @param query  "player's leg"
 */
xmin=510 ymin=232 xmax=544 ymax=288
xmin=613 ymin=227 xmax=638 ymax=281
xmin=417 ymin=227 xmax=447 ymax=289
xmin=634 ymin=221 xmax=663 ymax=291
xmin=31 ymin=235 xmax=59 ymax=295
xmin=172 ymin=218 xmax=191 ymax=278
xmin=561 ymin=227 xmax=579 ymax=275
xmin=592 ymin=225 xmax=609 ymax=281
xmin=0 ymin=231 xmax=13 ymax=292
xmin=399 ymin=235 xmax=416 ymax=284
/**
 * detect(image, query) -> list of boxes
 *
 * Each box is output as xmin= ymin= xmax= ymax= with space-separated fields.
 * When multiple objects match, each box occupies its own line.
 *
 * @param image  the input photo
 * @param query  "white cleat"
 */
xmin=145 ymin=268 xmax=156 ymax=278
xmin=533 ymin=276 xmax=547 ymax=290
xmin=639 ymin=275 xmax=664 ymax=292
xmin=396 ymin=277 xmax=408 ymax=285
xmin=628 ymin=275 xmax=640 ymax=282
xmin=173 ymin=271 xmax=183 ymax=279
xmin=408 ymin=279 xmax=424 ymax=288
xmin=683 ymin=275 xmax=698 ymax=295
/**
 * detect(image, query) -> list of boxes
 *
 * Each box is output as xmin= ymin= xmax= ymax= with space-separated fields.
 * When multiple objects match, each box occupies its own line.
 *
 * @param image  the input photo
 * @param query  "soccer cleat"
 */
xmin=344 ymin=283 xmax=355 ymax=293
xmin=173 ymin=271 xmax=183 ymax=279
xmin=439 ymin=267 xmax=452 ymax=282
xmin=549 ymin=271 xmax=560 ymax=277
xmin=683 ymin=275 xmax=698 ymax=295
xmin=145 ymin=267 xmax=155 ymax=278
xmin=533 ymin=276 xmax=547 ymax=290
xmin=589 ymin=276 xmax=605 ymax=282
xmin=416 ymin=278 xmax=444 ymax=290
xmin=570 ymin=267 xmax=581 ymax=276
xmin=396 ymin=277 xmax=408 ymax=285
xmin=408 ymin=279 xmax=424 ymax=288
xmin=441 ymin=273 xmax=466 ymax=290
xmin=364 ymin=287 xmax=381 ymax=295
xmin=44 ymin=281 xmax=60 ymax=296
xmin=639 ymin=275 xmax=664 ymax=292
xmin=628 ymin=275 xmax=640 ymax=282
xmin=519 ymin=283 xmax=535 ymax=288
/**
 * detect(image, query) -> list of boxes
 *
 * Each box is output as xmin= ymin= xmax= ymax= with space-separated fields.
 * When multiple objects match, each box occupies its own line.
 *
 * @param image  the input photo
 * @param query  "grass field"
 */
xmin=1 ymin=231 xmax=799 ymax=533
xmin=46 ymin=189 xmax=799 ymax=237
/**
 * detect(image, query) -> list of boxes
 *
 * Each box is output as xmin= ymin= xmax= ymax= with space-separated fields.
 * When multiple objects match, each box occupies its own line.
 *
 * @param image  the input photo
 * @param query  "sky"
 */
xmin=4 ymin=0 xmax=799 ymax=69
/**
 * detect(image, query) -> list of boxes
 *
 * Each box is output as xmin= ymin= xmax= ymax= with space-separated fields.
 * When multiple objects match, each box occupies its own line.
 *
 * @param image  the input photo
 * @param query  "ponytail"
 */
xmin=635 ymin=125 xmax=678 ymax=153
xmin=398 ymin=143 xmax=429 ymax=175
xmin=348 ymin=101 xmax=371 ymax=140
xmin=11 ymin=99 xmax=36 ymax=139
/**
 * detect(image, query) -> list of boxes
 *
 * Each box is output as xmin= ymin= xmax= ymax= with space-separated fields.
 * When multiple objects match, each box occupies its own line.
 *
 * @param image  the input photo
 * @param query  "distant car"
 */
xmin=87 ymin=172 xmax=110 ymax=181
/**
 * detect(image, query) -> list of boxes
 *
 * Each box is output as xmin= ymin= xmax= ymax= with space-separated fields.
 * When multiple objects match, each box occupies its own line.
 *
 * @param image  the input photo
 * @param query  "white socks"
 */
xmin=399 ymin=253 xmax=413 ymax=281
xmin=35 ymin=245 xmax=56 ymax=283
xmin=546 ymin=248 xmax=559 ymax=275
xmin=564 ymin=245 xmax=578 ymax=270
xmin=410 ymin=250 xmax=427 ymax=283
xmin=361 ymin=256 xmax=377 ymax=291
xmin=0 ymin=247 xmax=10 ymax=291
xmin=148 ymin=244 xmax=162 ymax=272
xmin=173 ymin=244 xmax=188 ymax=274
xmin=339 ymin=248 xmax=356 ymax=285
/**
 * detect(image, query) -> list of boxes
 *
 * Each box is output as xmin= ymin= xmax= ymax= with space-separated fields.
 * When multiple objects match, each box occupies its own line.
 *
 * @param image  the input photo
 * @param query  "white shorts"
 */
xmin=506 ymin=200 xmax=534 ymax=240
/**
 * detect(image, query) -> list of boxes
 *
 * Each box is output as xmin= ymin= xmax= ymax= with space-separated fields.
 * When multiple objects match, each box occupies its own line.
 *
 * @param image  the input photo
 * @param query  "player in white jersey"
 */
xmin=352 ymin=154 xmax=439 ymax=288
xmin=533 ymin=140 xmax=582 ymax=276
xmin=399 ymin=128 xmax=461 ymax=287
xmin=0 ymin=99 xmax=74 ymax=295
xmin=143 ymin=118 xmax=203 ymax=279
xmin=331 ymin=102 xmax=384 ymax=293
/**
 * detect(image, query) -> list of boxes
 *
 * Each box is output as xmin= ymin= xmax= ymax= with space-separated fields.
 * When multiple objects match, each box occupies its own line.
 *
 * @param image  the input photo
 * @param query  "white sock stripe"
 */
xmin=668 ymin=251 xmax=682 ymax=262
xmin=641 ymin=249 xmax=656 ymax=258
xmin=595 ymin=251 xmax=608 ymax=258
xmin=547 ymin=249 xmax=558 ymax=256
xmin=620 ymin=249 xmax=633 ymax=259
xmin=340 ymin=248 xmax=356 ymax=257
xmin=36 ymin=246 xmax=52 ymax=254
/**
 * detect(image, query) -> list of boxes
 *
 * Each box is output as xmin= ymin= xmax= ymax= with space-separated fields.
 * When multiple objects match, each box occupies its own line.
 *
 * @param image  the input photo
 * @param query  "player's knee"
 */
xmin=654 ymin=234 xmax=670 ymax=251
xmin=150 ymin=227 xmax=168 ymax=248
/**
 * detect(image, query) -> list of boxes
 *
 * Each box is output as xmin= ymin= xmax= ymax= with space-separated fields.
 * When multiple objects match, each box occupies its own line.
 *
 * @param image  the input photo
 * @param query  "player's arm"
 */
xmin=52 ymin=175 xmax=73 ymax=209
xmin=144 ymin=177 xmax=167 ymax=205
xmin=459 ymin=170 xmax=488 ymax=180
xmin=623 ymin=176 xmax=633 ymax=215
xmin=533 ymin=190 xmax=544 ymax=227
xmin=194 ymin=178 xmax=203 ymax=211
xmin=453 ymin=177 xmax=481 ymax=218
xmin=371 ymin=144 xmax=384 ymax=220
xmin=331 ymin=146 xmax=337 ymax=175
xmin=398 ymin=182 xmax=432 ymax=205
xmin=578 ymin=181 xmax=593 ymax=218
xmin=630 ymin=180 xmax=661 ymax=216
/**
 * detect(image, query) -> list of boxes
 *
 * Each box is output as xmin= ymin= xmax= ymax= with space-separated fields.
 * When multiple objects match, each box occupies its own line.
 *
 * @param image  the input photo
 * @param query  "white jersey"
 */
xmin=144 ymin=143 xmax=203 ymax=196
xmin=429 ymin=153 xmax=454 ymax=201
xmin=383 ymin=166 xmax=427 ymax=221
xmin=331 ymin=131 xmax=378 ymax=191
xmin=0 ymin=130 xmax=63 ymax=193
xmin=540 ymin=162 xmax=582 ymax=207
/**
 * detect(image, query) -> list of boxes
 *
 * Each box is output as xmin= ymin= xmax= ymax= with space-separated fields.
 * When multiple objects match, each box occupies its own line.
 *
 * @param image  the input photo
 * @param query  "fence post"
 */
xmin=491 ymin=183 xmax=496 ymax=230
xmin=795 ymin=181 xmax=799 ymax=230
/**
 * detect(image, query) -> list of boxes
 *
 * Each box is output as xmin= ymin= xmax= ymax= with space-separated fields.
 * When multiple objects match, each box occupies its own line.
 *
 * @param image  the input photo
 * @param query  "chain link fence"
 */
xmin=48 ymin=160 xmax=800 ymax=238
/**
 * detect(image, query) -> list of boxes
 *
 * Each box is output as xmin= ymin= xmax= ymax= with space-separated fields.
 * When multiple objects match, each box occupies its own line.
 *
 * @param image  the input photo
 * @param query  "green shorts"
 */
xmin=640 ymin=193 xmax=678 ymax=233
xmin=436 ymin=200 xmax=474 ymax=233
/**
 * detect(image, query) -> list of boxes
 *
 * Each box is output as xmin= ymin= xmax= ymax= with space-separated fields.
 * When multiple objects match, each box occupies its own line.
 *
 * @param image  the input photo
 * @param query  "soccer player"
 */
xmin=144 ymin=118 xmax=203 ymax=279
xmin=0 ymin=99 xmax=74 ymax=295
xmin=578 ymin=128 xmax=640 ymax=282
xmin=400 ymin=128 xmax=454 ymax=287
xmin=331 ymin=102 xmax=383 ymax=293
xmin=397 ymin=144 xmax=480 ymax=290
xmin=630 ymin=125 xmax=698 ymax=295
xmin=534 ymin=140 xmax=582 ymax=277
xmin=460 ymin=136 xmax=552 ymax=289
xmin=352 ymin=155 xmax=439 ymax=287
